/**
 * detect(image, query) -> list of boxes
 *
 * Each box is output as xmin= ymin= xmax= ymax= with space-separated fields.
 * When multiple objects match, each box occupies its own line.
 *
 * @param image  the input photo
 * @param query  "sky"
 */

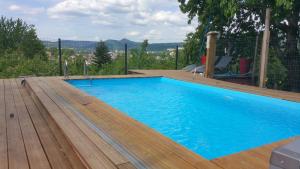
xmin=0 ymin=0 xmax=198 ymax=43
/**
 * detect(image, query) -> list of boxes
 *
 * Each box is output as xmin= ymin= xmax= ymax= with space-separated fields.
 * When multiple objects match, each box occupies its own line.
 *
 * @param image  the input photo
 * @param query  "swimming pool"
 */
xmin=68 ymin=77 xmax=300 ymax=160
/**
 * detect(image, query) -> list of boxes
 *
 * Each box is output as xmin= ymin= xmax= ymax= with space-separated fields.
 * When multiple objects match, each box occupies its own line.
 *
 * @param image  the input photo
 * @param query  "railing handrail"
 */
xmin=64 ymin=60 xmax=69 ymax=79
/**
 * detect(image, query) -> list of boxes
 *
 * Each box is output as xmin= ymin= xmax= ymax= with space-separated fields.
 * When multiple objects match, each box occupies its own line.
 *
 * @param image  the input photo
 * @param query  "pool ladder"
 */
xmin=83 ymin=60 xmax=92 ymax=85
xmin=83 ymin=60 xmax=88 ymax=77
xmin=63 ymin=60 xmax=69 ymax=79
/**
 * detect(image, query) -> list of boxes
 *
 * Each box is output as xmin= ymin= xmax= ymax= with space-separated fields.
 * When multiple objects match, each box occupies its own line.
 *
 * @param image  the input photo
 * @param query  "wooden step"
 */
xmin=25 ymin=77 xmax=135 ymax=169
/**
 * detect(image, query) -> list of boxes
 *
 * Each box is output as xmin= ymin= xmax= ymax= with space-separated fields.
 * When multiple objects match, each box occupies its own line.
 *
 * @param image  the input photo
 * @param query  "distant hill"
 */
xmin=43 ymin=39 xmax=183 ymax=52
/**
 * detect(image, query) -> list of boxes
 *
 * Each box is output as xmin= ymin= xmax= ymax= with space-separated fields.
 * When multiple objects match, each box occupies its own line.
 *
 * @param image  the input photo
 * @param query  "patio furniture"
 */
xmin=192 ymin=55 xmax=230 ymax=73
xmin=270 ymin=138 xmax=300 ymax=169
xmin=182 ymin=64 xmax=197 ymax=71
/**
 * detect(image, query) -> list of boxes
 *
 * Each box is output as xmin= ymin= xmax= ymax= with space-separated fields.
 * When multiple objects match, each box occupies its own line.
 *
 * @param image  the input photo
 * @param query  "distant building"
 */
xmin=46 ymin=49 xmax=57 ymax=60
xmin=108 ymin=52 xmax=118 ymax=60
xmin=70 ymin=55 xmax=76 ymax=60
xmin=83 ymin=53 xmax=96 ymax=65
xmin=167 ymin=47 xmax=183 ymax=57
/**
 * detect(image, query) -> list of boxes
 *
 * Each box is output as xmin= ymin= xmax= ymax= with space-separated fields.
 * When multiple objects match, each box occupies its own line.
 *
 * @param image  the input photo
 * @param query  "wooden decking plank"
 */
xmin=4 ymin=79 xmax=29 ymax=169
xmin=40 ymin=77 xmax=131 ymax=166
xmin=117 ymin=162 xmax=136 ymax=169
xmin=212 ymin=156 xmax=267 ymax=169
xmin=27 ymin=78 xmax=117 ymax=169
xmin=35 ymin=77 xmax=126 ymax=168
xmin=22 ymin=80 xmax=85 ymax=169
xmin=0 ymin=79 xmax=8 ymax=169
xmin=19 ymin=79 xmax=79 ymax=169
xmin=24 ymin=79 xmax=86 ymax=169
xmin=211 ymin=137 xmax=297 ymax=169
xmin=51 ymin=78 xmax=220 ymax=169
xmin=10 ymin=79 xmax=52 ymax=169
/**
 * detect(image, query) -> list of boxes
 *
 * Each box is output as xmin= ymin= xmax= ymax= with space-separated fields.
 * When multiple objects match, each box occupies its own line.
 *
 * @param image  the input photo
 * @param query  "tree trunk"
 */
xmin=285 ymin=18 xmax=300 ymax=91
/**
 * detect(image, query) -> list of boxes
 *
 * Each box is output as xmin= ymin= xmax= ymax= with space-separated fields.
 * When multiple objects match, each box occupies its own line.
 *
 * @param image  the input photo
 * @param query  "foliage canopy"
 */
xmin=0 ymin=16 xmax=45 ymax=58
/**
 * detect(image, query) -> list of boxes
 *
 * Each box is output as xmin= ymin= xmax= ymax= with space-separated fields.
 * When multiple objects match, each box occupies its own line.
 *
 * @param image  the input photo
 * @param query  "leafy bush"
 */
xmin=0 ymin=16 xmax=45 ymax=58
xmin=265 ymin=49 xmax=288 ymax=89
xmin=0 ymin=51 xmax=58 ymax=78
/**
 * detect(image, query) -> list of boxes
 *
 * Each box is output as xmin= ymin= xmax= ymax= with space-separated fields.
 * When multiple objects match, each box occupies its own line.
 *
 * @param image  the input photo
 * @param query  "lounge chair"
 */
xmin=192 ymin=55 xmax=228 ymax=73
xmin=182 ymin=64 xmax=197 ymax=71
xmin=214 ymin=71 xmax=252 ymax=78
xmin=214 ymin=56 xmax=232 ymax=72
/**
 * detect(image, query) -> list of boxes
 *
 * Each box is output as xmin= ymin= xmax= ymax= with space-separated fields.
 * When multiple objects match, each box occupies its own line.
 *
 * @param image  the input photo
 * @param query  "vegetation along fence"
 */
xmin=0 ymin=16 xmax=299 ymax=93
xmin=212 ymin=34 xmax=300 ymax=93
xmin=0 ymin=17 xmax=185 ymax=77
xmin=1 ymin=37 xmax=185 ymax=78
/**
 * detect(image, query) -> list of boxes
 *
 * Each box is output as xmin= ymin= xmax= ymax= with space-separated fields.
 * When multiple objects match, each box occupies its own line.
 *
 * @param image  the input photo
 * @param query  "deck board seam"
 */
xmin=4 ymin=80 xmax=9 ymax=169
xmin=2 ymin=79 xmax=8 ymax=169
xmin=5 ymin=79 xmax=29 ymax=169
xmin=210 ymin=160 xmax=227 ymax=169
xmin=10 ymin=79 xmax=32 ymax=169
xmin=25 ymin=78 xmax=87 ymax=169
xmin=15 ymin=79 xmax=54 ymax=169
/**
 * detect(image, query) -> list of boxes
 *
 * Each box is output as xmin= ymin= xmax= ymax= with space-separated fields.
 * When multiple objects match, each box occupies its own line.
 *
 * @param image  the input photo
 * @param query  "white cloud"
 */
xmin=126 ymin=31 xmax=140 ymax=37
xmin=8 ymin=4 xmax=45 ymax=15
xmin=47 ymin=0 xmax=188 ymax=26
xmin=9 ymin=5 xmax=21 ymax=11
xmin=91 ymin=20 xmax=113 ymax=26
xmin=143 ymin=29 xmax=162 ymax=40
xmin=150 ymin=11 xmax=185 ymax=26
xmin=47 ymin=0 xmax=135 ymax=18
xmin=5 ymin=0 xmax=197 ymax=42
xmin=180 ymin=25 xmax=196 ymax=33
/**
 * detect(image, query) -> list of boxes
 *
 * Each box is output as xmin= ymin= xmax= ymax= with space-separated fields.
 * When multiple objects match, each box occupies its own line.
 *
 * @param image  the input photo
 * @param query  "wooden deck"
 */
xmin=0 ymin=79 xmax=86 ymax=169
xmin=1 ymin=70 xmax=299 ymax=169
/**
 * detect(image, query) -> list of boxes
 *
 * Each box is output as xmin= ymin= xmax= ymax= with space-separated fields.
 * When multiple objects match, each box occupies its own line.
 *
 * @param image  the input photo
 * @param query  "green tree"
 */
xmin=139 ymin=40 xmax=149 ymax=68
xmin=183 ymin=33 xmax=201 ymax=64
xmin=0 ymin=16 xmax=45 ymax=58
xmin=179 ymin=0 xmax=300 ymax=90
xmin=129 ymin=39 xmax=149 ymax=69
xmin=94 ymin=41 xmax=111 ymax=68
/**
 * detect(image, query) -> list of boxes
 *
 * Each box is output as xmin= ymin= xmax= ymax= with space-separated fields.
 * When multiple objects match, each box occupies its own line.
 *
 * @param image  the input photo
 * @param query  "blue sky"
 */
xmin=0 ymin=0 xmax=197 ymax=42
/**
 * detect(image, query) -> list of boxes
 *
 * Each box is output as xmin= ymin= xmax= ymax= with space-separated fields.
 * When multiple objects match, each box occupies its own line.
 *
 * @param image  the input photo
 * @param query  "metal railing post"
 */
xmin=58 ymin=38 xmax=62 ymax=76
xmin=175 ymin=45 xmax=179 ymax=70
xmin=125 ymin=44 xmax=128 ymax=75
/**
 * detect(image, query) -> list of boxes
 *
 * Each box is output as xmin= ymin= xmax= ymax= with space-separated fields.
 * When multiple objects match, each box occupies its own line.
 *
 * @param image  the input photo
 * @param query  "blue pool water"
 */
xmin=68 ymin=77 xmax=300 ymax=159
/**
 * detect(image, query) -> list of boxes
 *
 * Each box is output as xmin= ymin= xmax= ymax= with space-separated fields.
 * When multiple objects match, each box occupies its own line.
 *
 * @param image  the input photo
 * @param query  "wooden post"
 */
xmin=259 ymin=8 xmax=271 ymax=88
xmin=58 ymin=38 xmax=62 ymax=76
xmin=175 ymin=45 xmax=179 ymax=70
xmin=205 ymin=31 xmax=218 ymax=78
xmin=124 ymin=44 xmax=128 ymax=75
xmin=252 ymin=33 xmax=259 ymax=85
